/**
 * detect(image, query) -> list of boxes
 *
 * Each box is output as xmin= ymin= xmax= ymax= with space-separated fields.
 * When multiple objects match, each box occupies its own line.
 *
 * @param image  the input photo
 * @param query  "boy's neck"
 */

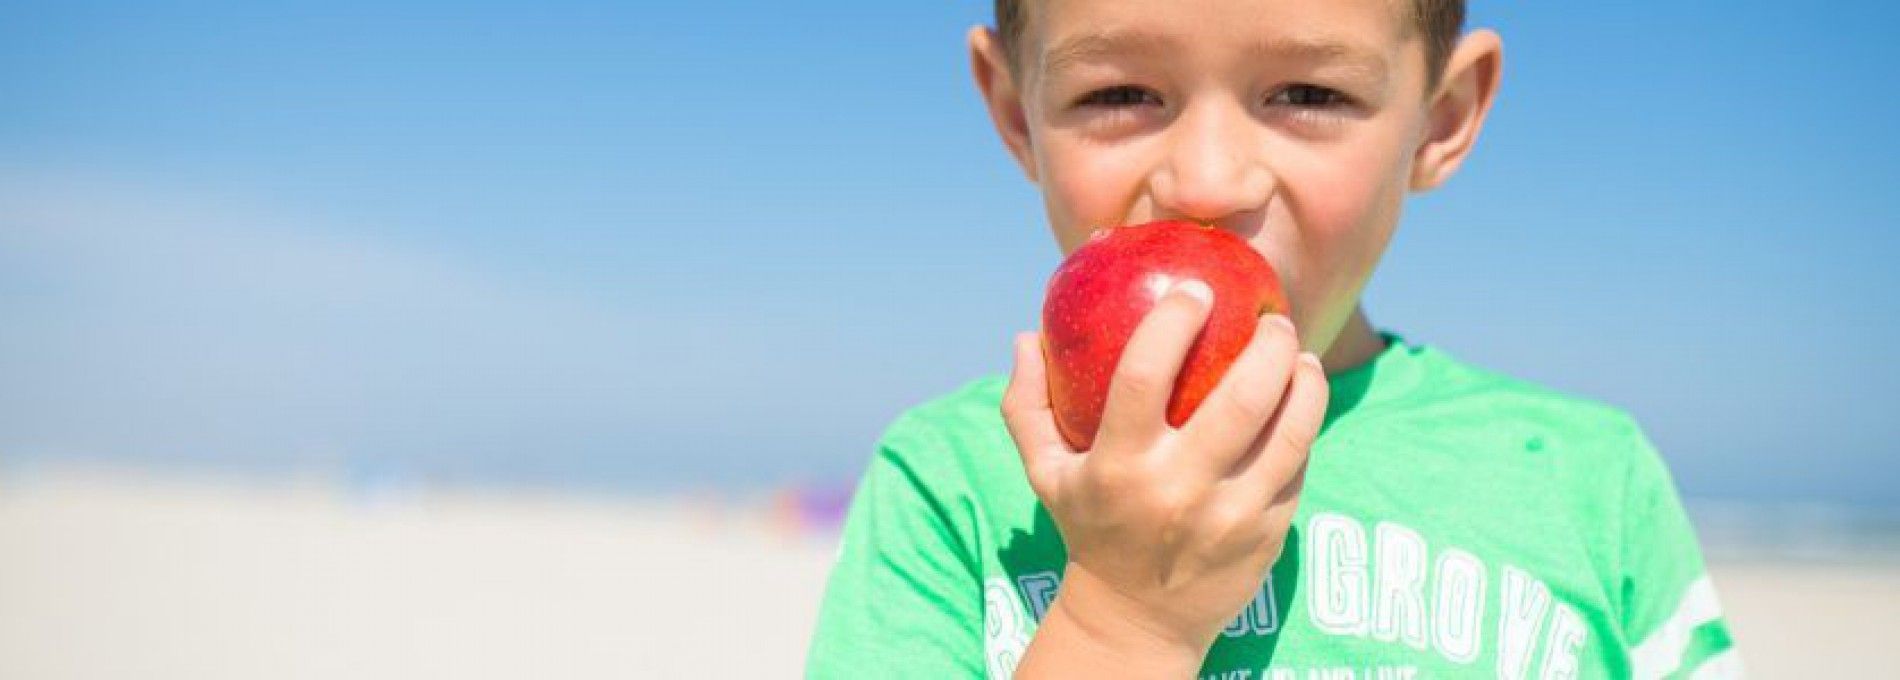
xmin=1320 ymin=306 xmax=1388 ymax=377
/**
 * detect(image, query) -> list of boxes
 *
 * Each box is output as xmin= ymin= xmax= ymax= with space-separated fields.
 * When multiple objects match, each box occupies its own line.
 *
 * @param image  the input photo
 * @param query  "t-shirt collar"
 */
xmin=1323 ymin=331 xmax=1426 ymax=426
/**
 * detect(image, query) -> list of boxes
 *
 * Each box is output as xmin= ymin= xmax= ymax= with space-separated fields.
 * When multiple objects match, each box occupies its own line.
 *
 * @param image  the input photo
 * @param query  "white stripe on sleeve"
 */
xmin=1688 ymin=648 xmax=1746 ymax=679
xmin=1629 ymin=576 xmax=1725 ymax=680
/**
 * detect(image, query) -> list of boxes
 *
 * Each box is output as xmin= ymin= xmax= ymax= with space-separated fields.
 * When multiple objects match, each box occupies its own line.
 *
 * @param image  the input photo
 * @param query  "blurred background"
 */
xmin=2 ymin=0 xmax=1896 ymax=677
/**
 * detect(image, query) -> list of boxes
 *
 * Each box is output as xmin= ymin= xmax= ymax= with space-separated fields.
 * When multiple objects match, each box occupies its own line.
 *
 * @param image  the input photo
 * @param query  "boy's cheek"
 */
xmin=1037 ymin=147 xmax=1150 ymax=253
xmin=1280 ymin=139 xmax=1410 ymax=265
xmin=1288 ymin=173 xmax=1406 ymax=325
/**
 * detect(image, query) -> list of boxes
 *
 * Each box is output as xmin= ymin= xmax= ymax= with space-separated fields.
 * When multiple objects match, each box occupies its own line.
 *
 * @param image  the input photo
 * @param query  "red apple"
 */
xmin=1040 ymin=220 xmax=1289 ymax=451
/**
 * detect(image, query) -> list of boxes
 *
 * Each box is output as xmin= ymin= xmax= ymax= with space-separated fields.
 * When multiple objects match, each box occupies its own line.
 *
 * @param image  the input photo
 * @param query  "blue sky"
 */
xmin=1 ymin=1 xmax=1896 ymax=507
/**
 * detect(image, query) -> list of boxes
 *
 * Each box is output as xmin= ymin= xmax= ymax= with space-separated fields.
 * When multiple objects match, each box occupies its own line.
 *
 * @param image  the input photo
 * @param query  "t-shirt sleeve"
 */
xmin=806 ymin=416 xmax=985 ymax=679
xmin=1618 ymin=427 xmax=1742 ymax=679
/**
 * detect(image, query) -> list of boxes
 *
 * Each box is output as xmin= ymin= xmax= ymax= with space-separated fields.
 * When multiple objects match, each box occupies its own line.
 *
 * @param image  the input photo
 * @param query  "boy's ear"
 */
xmin=969 ymin=26 xmax=1039 ymax=183
xmin=1411 ymin=29 xmax=1503 ymax=192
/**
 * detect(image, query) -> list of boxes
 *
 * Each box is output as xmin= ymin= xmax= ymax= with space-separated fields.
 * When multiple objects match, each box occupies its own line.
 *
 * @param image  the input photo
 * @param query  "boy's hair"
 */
xmin=993 ymin=0 xmax=1467 ymax=88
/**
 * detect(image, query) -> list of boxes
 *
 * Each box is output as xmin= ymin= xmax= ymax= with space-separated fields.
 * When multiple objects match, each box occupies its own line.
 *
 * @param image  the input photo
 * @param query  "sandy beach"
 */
xmin=1 ymin=468 xmax=1892 ymax=678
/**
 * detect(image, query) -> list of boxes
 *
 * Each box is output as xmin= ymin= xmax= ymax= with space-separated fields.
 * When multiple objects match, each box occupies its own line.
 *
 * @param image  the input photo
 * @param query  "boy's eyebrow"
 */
xmin=1247 ymin=35 xmax=1392 ymax=83
xmin=1040 ymin=29 xmax=1173 ymax=73
xmin=1041 ymin=28 xmax=1390 ymax=84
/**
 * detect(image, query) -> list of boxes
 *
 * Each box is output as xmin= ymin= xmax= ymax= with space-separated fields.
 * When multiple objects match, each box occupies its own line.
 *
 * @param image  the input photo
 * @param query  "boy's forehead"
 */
xmin=1024 ymin=0 xmax=1413 ymax=69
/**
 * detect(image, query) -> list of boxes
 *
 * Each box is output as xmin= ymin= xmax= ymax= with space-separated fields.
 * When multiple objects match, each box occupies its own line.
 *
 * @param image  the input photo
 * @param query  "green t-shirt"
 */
xmin=808 ymin=337 xmax=1739 ymax=679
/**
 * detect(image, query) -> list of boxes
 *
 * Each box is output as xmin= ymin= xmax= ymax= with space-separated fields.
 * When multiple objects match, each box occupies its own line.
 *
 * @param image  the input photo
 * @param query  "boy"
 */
xmin=808 ymin=1 xmax=1739 ymax=677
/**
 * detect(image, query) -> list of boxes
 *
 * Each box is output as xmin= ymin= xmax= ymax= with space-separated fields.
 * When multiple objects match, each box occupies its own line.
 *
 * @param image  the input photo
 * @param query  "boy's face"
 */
xmin=974 ymin=0 xmax=1498 ymax=359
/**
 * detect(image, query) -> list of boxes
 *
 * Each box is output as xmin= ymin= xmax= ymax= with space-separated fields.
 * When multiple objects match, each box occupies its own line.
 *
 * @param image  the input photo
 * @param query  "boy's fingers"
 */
xmin=1001 ymin=331 xmax=1071 ymax=498
xmin=1228 ymin=351 xmax=1329 ymax=500
xmin=1184 ymin=313 xmax=1299 ymax=476
xmin=1097 ymin=280 xmax=1214 ymax=449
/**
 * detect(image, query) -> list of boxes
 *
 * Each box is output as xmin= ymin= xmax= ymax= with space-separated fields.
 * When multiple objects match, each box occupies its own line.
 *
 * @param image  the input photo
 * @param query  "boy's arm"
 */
xmin=806 ymin=419 xmax=986 ymax=679
xmin=1618 ymin=430 xmax=1741 ymax=679
xmin=1011 ymin=566 xmax=1211 ymax=678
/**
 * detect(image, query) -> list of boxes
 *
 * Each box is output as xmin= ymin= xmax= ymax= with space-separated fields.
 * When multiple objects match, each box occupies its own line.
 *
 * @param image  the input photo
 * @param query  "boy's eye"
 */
xmin=1268 ymin=84 xmax=1351 ymax=108
xmin=1075 ymin=85 xmax=1163 ymax=109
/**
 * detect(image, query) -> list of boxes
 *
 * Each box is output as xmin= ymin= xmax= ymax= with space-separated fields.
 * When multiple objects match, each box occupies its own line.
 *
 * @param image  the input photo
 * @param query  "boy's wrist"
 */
xmin=1017 ymin=566 xmax=1209 ymax=679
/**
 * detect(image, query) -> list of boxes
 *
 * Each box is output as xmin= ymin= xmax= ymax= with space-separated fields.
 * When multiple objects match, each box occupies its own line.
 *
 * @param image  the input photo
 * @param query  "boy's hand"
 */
xmin=1002 ymin=281 xmax=1329 ymax=677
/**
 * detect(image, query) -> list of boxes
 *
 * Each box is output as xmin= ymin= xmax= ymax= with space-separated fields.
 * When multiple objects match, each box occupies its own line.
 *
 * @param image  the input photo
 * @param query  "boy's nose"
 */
xmin=1148 ymin=105 xmax=1274 ymax=225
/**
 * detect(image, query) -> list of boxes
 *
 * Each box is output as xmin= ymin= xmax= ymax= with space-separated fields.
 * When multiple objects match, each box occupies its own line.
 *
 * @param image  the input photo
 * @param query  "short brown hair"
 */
xmin=994 ymin=0 xmax=1466 ymax=87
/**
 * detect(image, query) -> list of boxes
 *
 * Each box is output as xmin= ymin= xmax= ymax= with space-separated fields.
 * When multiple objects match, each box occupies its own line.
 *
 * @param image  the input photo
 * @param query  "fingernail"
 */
xmin=1299 ymin=352 xmax=1323 ymax=370
xmin=1265 ymin=314 xmax=1295 ymax=334
xmin=1172 ymin=280 xmax=1213 ymax=307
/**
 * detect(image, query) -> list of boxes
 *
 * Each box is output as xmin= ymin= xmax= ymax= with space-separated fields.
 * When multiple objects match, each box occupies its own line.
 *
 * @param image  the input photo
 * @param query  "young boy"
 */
xmin=808 ymin=1 xmax=1738 ymax=677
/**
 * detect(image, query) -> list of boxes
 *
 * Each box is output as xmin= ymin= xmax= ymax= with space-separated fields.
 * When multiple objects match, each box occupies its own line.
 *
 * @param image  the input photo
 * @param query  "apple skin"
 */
xmin=1040 ymin=220 xmax=1289 ymax=451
